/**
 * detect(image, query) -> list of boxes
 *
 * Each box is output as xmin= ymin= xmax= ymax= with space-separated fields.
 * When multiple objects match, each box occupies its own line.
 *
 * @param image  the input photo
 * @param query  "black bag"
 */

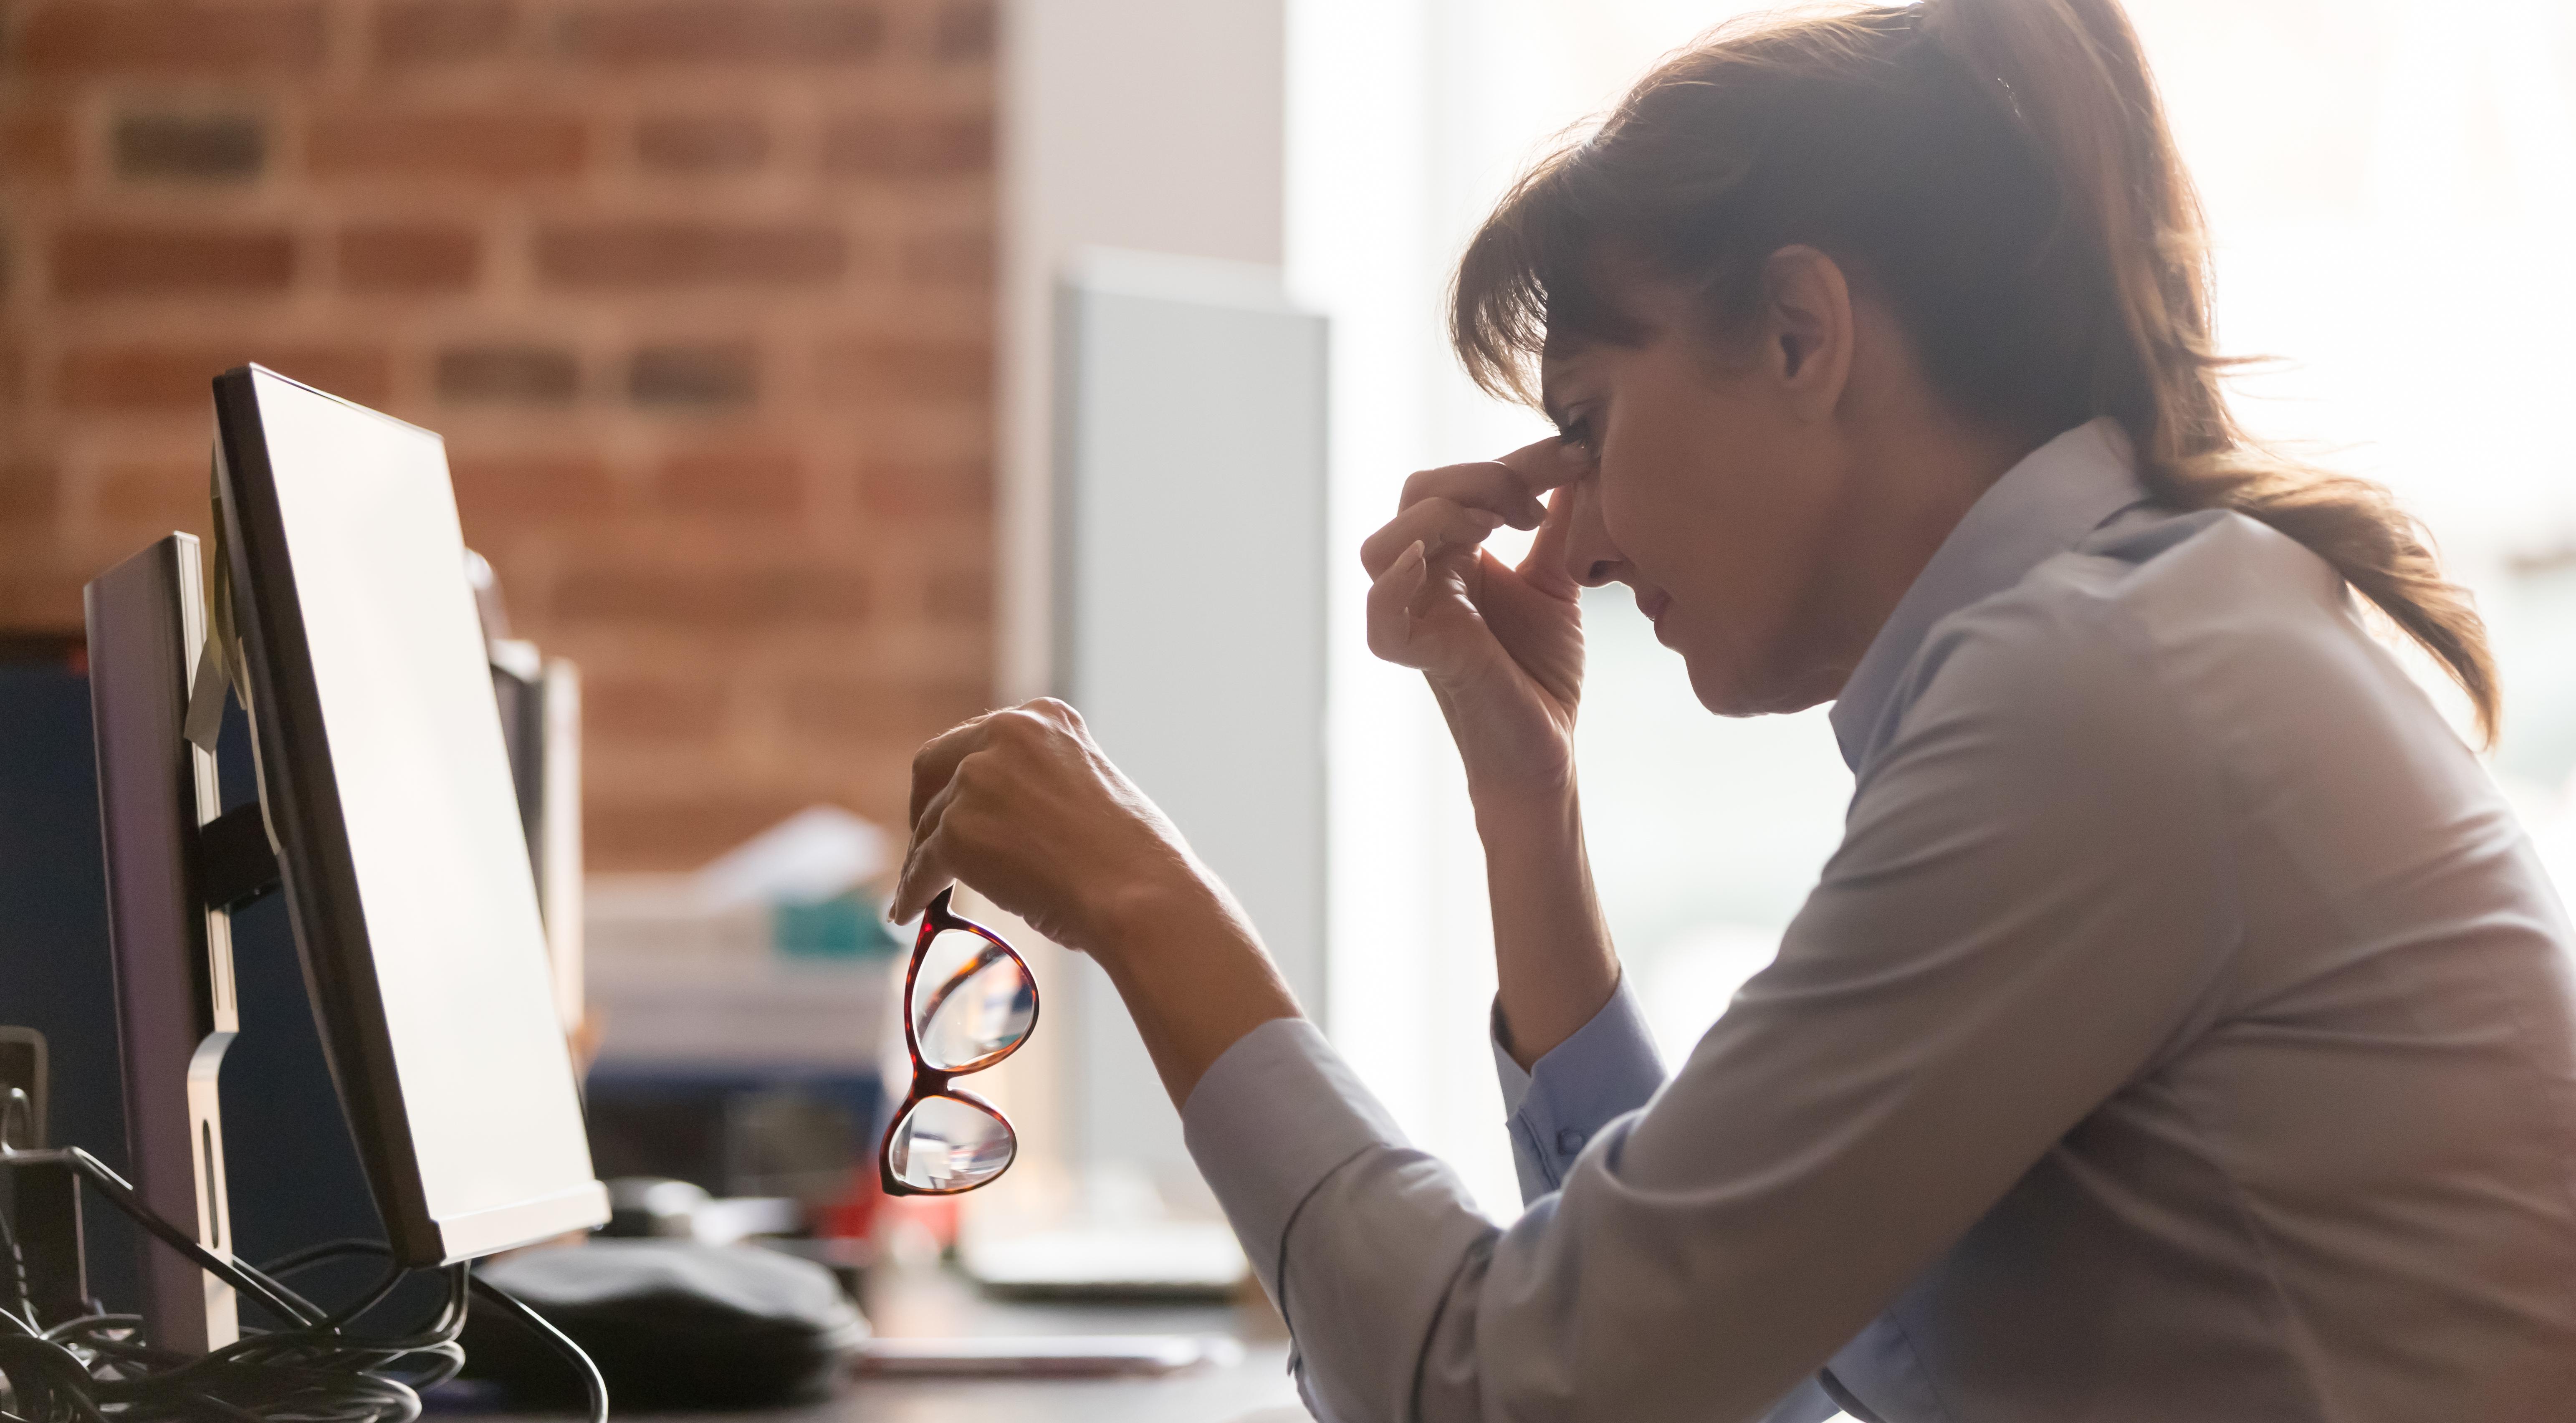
xmin=461 ymin=1241 xmax=868 ymax=1410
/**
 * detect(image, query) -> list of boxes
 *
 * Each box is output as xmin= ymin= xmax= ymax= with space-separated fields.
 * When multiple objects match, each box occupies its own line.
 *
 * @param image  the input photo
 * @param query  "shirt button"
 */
xmin=1555 ymin=1127 xmax=1588 ymax=1157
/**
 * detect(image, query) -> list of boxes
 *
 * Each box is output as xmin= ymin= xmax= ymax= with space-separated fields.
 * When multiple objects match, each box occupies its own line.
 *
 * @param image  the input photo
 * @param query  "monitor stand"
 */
xmin=85 ymin=531 xmax=278 ymax=1353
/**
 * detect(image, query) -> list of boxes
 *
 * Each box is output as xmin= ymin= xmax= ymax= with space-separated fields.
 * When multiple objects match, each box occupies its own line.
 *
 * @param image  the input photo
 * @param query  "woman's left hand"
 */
xmin=890 ymin=699 xmax=1208 ymax=960
xmin=890 ymin=699 xmax=1302 ymax=1102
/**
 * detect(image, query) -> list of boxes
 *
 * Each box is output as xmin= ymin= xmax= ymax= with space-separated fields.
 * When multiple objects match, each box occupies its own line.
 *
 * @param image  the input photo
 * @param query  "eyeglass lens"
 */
xmin=886 ymin=1094 xmax=1017 ymax=1193
xmin=911 ymin=928 xmax=1038 ymax=1072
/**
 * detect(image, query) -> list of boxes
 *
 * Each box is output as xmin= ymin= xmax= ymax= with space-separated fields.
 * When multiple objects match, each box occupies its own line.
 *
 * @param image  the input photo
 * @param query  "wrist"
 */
xmin=1468 ymin=775 xmax=1583 ymax=850
xmin=1076 ymin=858 xmax=1228 ymax=966
xmin=1079 ymin=866 xmax=1302 ymax=1105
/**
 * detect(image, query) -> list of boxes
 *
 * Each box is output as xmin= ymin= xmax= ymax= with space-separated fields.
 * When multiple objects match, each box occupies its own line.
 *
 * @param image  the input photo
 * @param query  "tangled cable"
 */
xmin=0 ymin=1133 xmax=604 ymax=1423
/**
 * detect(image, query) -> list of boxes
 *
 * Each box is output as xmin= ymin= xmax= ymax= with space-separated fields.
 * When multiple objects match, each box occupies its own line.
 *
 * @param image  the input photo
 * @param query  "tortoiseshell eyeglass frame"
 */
xmin=877 ymin=887 xmax=1040 ymax=1197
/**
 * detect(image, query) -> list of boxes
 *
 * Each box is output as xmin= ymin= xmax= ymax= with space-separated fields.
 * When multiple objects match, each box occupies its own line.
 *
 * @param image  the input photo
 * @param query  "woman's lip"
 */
xmin=1637 ymin=589 xmax=1672 ymax=622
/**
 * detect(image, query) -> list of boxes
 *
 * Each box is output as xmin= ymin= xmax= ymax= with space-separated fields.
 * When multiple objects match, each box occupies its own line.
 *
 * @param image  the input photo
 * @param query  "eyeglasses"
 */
xmin=879 ymin=887 xmax=1041 ymax=1196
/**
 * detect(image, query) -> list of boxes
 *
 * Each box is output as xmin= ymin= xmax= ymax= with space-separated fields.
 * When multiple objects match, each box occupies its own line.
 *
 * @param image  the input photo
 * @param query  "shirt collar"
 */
xmin=1827 ymin=417 xmax=2147 ymax=771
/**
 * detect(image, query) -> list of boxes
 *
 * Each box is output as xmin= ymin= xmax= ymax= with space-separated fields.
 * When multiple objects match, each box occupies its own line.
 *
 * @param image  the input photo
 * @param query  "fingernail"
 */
xmin=1402 ymin=539 xmax=1426 ymax=566
xmin=1556 ymin=440 xmax=1590 ymax=465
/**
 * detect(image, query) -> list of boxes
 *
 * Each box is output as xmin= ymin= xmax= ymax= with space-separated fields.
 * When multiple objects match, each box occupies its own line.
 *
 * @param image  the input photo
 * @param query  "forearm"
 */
xmin=1090 ymin=874 xmax=1305 ymax=1107
xmin=1475 ymin=781 xmax=1620 ymax=1069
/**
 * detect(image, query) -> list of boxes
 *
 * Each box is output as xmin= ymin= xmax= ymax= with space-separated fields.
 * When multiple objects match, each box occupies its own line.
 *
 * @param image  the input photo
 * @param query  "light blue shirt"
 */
xmin=1182 ymin=420 xmax=2576 ymax=1421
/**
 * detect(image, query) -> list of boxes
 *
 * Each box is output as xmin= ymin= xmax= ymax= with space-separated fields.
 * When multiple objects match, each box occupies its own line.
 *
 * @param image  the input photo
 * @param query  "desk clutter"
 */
xmin=460 ymin=1240 xmax=868 ymax=1411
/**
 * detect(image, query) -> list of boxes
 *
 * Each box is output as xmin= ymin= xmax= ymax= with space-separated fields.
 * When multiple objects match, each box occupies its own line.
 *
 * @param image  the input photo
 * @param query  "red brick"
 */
xmin=859 ymin=457 xmax=989 ymax=518
xmin=584 ymin=791 xmax=823 ymax=872
xmin=924 ymin=564 xmax=989 ymax=622
xmin=15 ymin=2 xmax=327 ymax=76
xmin=0 ymin=462 xmax=61 ymax=519
xmin=553 ymin=563 xmax=868 ymax=625
xmin=627 ymin=344 xmax=757 ymax=407
xmin=446 ymin=451 xmax=617 ymax=517
xmin=538 ymin=224 xmax=847 ymax=288
xmin=819 ymin=113 xmax=990 ymax=177
xmin=59 ymin=344 xmax=388 ymax=409
xmin=51 ymin=226 xmax=296 ymax=296
xmin=373 ymin=0 xmax=514 ymax=66
xmin=781 ymin=676 xmax=986 ymax=739
xmin=653 ymin=449 xmax=801 ymax=511
xmin=817 ymin=336 xmax=988 ymax=402
xmin=929 ymin=0 xmax=993 ymax=62
xmin=0 ymin=574 xmax=88 ymax=632
xmin=308 ymin=111 xmax=587 ymax=183
xmin=557 ymin=2 xmax=882 ymax=65
xmin=337 ymin=225 xmax=480 ymax=291
xmin=114 ymin=112 xmax=267 ymax=180
xmin=1 ymin=111 xmax=75 ymax=183
xmin=437 ymin=346 xmax=577 ymax=403
xmin=900 ymin=229 xmax=991 ymax=283
xmin=95 ymin=462 xmax=206 ymax=526
xmin=585 ymin=675 xmax=726 ymax=740
xmin=635 ymin=114 xmax=768 ymax=173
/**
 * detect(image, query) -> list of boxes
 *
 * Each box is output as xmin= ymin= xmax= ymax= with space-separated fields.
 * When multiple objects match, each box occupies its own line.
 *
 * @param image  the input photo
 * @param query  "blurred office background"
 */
xmin=5 ymin=0 xmax=2574 ymax=1253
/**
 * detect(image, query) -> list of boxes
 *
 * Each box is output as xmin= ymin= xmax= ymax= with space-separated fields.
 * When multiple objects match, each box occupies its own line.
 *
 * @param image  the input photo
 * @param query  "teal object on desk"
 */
xmin=773 ymin=893 xmax=902 ymax=960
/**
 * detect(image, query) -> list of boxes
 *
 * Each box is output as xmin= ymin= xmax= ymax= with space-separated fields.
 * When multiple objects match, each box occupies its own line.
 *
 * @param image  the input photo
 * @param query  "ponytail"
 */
xmin=1453 ymin=0 xmax=2499 ymax=743
xmin=1926 ymin=0 xmax=2497 ymax=741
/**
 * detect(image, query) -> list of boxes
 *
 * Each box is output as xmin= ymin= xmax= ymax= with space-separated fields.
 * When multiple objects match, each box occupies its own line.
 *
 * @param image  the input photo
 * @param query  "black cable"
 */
xmin=0 ymin=1148 xmax=318 ymax=1328
xmin=0 ymin=1180 xmax=28 ymax=1329
xmin=466 ymin=1271 xmax=607 ymax=1423
xmin=0 ymin=1149 xmax=599 ymax=1423
xmin=254 ymin=1239 xmax=389 ymax=1282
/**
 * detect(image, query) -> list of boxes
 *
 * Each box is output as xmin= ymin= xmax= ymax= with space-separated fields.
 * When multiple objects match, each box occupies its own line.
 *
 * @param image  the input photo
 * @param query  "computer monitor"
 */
xmin=206 ymin=364 xmax=607 ymax=1268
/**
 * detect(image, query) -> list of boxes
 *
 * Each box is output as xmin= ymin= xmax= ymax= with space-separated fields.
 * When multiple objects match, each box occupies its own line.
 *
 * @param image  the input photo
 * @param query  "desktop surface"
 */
xmin=496 ymin=1255 xmax=1304 ymax=1423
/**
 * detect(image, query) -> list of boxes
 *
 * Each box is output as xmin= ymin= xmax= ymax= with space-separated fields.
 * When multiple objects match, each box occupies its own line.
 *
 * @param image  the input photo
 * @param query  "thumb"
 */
xmin=1517 ymin=488 xmax=1581 ymax=600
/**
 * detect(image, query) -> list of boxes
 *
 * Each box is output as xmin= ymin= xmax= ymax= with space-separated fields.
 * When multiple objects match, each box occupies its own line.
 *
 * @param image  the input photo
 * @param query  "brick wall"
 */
xmin=0 ymin=0 xmax=997 ymax=870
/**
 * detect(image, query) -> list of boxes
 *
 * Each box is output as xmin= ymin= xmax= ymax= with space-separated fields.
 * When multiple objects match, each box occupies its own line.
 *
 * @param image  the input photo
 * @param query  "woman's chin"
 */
xmin=1684 ymin=650 xmax=1834 ymax=719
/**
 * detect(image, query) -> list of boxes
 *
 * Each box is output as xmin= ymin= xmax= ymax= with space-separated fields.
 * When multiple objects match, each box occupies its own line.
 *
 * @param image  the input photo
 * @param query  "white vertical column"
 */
xmin=996 ymin=0 xmax=1292 ymax=1200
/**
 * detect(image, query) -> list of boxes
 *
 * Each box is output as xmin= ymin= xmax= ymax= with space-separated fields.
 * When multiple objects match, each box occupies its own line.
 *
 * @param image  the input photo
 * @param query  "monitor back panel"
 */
xmin=213 ymin=365 xmax=606 ymax=1264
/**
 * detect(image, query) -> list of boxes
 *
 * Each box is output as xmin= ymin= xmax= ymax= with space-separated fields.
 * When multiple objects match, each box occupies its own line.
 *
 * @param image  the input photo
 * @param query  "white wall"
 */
xmin=1000 ymin=0 xmax=1286 ymax=703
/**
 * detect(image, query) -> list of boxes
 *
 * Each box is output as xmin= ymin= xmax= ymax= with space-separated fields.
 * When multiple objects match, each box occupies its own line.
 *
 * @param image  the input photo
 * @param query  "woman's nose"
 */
xmin=1559 ymin=480 xmax=1624 ymax=588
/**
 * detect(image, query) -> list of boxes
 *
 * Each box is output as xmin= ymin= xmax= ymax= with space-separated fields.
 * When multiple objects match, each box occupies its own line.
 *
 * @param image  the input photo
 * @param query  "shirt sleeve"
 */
xmin=1183 ymin=589 xmax=2236 ymax=1423
xmin=1490 ymin=981 xmax=1667 ymax=1204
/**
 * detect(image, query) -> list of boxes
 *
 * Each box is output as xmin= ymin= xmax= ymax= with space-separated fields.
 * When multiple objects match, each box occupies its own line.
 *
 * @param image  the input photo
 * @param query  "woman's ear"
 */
xmin=1759 ymin=245 xmax=1854 ymax=423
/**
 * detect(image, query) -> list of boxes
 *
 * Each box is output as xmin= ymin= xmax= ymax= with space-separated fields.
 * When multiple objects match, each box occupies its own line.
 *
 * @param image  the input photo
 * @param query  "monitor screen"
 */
xmin=212 ymin=365 xmax=606 ymax=1265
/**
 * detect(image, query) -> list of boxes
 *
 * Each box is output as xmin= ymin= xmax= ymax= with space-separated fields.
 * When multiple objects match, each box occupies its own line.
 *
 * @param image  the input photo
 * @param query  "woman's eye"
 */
xmin=1560 ymin=415 xmax=1597 ymax=455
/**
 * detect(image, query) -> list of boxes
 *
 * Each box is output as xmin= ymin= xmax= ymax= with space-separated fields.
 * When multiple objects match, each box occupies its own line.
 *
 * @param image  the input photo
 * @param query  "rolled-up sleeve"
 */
xmin=1491 ymin=981 xmax=1667 ymax=1204
xmin=1182 ymin=590 xmax=2235 ymax=1423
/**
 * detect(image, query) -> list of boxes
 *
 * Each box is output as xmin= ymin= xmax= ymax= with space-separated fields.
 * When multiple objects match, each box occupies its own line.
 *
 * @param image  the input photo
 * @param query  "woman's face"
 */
xmin=1542 ymin=317 xmax=1863 ymax=717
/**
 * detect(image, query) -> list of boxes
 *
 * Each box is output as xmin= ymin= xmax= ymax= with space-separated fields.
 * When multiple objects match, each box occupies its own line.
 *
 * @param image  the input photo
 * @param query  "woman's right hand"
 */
xmin=1360 ymin=437 xmax=1595 ymax=804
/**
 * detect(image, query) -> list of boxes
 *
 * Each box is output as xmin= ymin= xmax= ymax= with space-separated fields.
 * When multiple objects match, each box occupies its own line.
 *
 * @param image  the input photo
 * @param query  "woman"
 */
xmin=890 ymin=0 xmax=2576 ymax=1417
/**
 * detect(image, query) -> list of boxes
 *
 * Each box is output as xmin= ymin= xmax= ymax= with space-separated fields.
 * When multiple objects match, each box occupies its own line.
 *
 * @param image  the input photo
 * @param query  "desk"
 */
xmin=824 ymin=1256 xmax=1303 ymax=1423
xmin=485 ymin=1254 xmax=1307 ymax=1423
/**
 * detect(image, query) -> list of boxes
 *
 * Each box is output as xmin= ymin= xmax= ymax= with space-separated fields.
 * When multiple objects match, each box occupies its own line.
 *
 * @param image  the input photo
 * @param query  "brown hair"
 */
xmin=1453 ymin=0 xmax=2498 ymax=741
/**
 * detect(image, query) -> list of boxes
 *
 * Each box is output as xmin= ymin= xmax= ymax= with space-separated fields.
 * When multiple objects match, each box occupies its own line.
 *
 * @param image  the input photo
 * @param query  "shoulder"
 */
xmin=1868 ymin=508 xmax=2344 ymax=802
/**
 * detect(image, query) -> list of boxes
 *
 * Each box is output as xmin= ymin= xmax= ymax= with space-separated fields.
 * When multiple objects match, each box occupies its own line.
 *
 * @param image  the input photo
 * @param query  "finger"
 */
xmin=907 ymin=713 xmax=999 ymax=832
xmin=1360 ymin=497 xmax=1507 ymax=578
xmin=890 ymin=772 xmax=968 ymax=922
xmin=1366 ymin=537 xmax=1494 ymax=679
xmin=1365 ymin=540 xmax=1433 ymax=667
xmin=1397 ymin=460 xmax=1549 ymax=530
xmin=1516 ymin=486 xmax=1582 ymax=599
xmin=1493 ymin=435 xmax=1595 ymax=497
xmin=1024 ymin=696 xmax=1086 ymax=731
